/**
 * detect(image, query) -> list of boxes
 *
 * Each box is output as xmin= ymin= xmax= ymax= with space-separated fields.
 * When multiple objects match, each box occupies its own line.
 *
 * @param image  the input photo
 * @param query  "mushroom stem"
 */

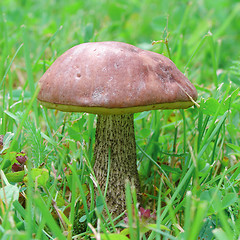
xmin=94 ymin=113 xmax=140 ymax=217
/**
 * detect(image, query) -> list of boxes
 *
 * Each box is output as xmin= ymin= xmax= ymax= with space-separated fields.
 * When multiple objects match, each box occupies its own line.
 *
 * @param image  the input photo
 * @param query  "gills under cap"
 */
xmin=37 ymin=41 xmax=197 ymax=114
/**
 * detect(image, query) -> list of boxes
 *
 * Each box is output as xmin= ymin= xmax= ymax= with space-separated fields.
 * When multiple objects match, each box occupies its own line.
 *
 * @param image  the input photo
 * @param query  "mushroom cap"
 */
xmin=37 ymin=41 xmax=197 ymax=114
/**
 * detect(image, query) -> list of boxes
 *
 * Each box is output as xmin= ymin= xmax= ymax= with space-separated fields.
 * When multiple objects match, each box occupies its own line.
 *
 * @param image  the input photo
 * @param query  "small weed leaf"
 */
xmin=139 ymin=128 xmax=152 ymax=138
xmin=2 ymin=152 xmax=20 ymax=171
xmin=200 ymin=98 xmax=226 ymax=116
xmin=24 ymin=168 xmax=49 ymax=187
xmin=198 ymin=216 xmax=216 ymax=240
xmin=0 ymin=184 xmax=19 ymax=206
xmin=200 ymin=87 xmax=239 ymax=117
xmin=0 ymin=132 xmax=14 ymax=154
xmin=95 ymin=195 xmax=104 ymax=214
xmin=222 ymin=193 xmax=238 ymax=209
xmin=200 ymin=189 xmax=238 ymax=215
xmin=67 ymin=119 xmax=85 ymax=141
xmin=6 ymin=171 xmax=25 ymax=183
xmin=0 ymin=171 xmax=19 ymax=208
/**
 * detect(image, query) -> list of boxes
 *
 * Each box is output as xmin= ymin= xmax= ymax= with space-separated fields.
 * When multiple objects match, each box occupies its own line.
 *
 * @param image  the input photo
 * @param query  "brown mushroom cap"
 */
xmin=37 ymin=41 xmax=197 ymax=114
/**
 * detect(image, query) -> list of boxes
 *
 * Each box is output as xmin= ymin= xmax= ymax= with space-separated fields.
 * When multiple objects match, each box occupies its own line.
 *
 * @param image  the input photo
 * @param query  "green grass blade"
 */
xmin=160 ymin=164 xmax=194 ymax=223
xmin=208 ymin=32 xmax=218 ymax=87
xmin=21 ymin=25 xmax=39 ymax=127
xmin=33 ymin=25 xmax=63 ymax=70
xmin=184 ymin=33 xmax=209 ymax=71
xmin=69 ymin=163 xmax=90 ymax=224
xmin=0 ymin=43 xmax=23 ymax=90
xmin=198 ymin=111 xmax=228 ymax=159
xmin=125 ymin=182 xmax=135 ymax=240
xmin=0 ymin=85 xmax=40 ymax=170
xmin=187 ymin=201 xmax=208 ymax=240
xmin=33 ymin=193 xmax=66 ymax=240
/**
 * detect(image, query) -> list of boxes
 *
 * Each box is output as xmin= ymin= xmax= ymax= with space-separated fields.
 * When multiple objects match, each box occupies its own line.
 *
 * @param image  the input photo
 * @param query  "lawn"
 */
xmin=0 ymin=0 xmax=240 ymax=239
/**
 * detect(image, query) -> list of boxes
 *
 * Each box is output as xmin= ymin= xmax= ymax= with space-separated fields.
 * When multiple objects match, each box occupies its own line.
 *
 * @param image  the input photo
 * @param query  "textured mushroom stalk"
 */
xmin=94 ymin=114 xmax=140 ymax=217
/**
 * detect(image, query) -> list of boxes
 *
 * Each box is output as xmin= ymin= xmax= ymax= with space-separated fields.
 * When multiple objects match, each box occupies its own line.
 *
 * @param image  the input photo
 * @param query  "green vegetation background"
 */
xmin=0 ymin=0 xmax=240 ymax=239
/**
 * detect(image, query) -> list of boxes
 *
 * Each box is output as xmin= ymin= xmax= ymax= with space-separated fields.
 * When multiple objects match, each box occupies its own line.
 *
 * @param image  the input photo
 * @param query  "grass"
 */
xmin=0 ymin=0 xmax=240 ymax=239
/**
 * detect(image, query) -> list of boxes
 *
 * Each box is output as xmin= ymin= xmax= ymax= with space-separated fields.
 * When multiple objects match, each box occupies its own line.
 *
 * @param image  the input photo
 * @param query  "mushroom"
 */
xmin=37 ymin=41 xmax=197 ymax=218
